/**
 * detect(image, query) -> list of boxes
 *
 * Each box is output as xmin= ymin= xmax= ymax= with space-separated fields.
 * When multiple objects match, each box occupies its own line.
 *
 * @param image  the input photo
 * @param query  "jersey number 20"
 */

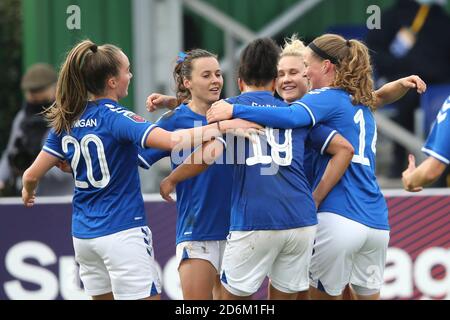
xmin=62 ymin=134 xmax=111 ymax=188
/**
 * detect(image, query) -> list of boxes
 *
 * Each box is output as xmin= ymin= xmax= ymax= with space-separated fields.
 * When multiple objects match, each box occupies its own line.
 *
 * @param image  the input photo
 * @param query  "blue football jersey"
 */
xmin=422 ymin=96 xmax=450 ymax=165
xmin=231 ymin=88 xmax=389 ymax=230
xmin=225 ymin=91 xmax=317 ymax=231
xmin=138 ymin=104 xmax=233 ymax=244
xmin=43 ymin=99 xmax=156 ymax=238
xmin=300 ymin=89 xmax=388 ymax=230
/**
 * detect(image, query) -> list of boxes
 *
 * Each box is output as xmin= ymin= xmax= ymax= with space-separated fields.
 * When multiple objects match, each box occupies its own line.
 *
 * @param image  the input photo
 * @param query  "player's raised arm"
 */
xmin=146 ymin=93 xmax=178 ymax=112
xmin=145 ymin=119 xmax=261 ymax=151
xmin=402 ymin=154 xmax=446 ymax=192
xmin=373 ymin=75 xmax=426 ymax=109
xmin=207 ymin=99 xmax=313 ymax=129
xmin=160 ymin=138 xmax=225 ymax=202
xmin=402 ymin=95 xmax=450 ymax=192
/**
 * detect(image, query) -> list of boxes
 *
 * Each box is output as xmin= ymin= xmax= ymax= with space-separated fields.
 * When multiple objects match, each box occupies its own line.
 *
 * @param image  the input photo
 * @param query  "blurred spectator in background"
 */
xmin=366 ymin=0 xmax=450 ymax=180
xmin=0 ymin=63 xmax=73 ymax=196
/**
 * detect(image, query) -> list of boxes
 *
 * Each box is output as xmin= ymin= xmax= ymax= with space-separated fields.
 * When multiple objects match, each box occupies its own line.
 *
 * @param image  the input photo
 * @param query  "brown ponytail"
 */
xmin=45 ymin=39 xmax=123 ymax=134
xmin=310 ymin=34 xmax=376 ymax=110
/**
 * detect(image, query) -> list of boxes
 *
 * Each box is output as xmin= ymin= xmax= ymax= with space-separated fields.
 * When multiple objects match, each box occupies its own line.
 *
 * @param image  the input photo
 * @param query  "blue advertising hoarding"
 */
xmin=1 ymin=190 xmax=449 ymax=300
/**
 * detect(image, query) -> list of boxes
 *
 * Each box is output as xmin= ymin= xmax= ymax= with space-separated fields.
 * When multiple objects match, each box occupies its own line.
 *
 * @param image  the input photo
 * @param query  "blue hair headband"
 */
xmin=177 ymin=51 xmax=188 ymax=63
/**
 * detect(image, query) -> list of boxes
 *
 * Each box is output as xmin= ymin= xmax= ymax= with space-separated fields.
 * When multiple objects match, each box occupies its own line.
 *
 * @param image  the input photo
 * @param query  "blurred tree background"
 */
xmin=0 ymin=0 xmax=22 ymax=156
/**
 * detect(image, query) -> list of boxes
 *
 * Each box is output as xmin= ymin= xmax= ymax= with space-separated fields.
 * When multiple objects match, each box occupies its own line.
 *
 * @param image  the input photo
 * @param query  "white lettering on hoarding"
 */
xmin=3 ymin=242 xmax=448 ymax=300
xmin=3 ymin=242 xmax=88 ymax=300
xmin=414 ymin=248 xmax=450 ymax=298
xmin=381 ymin=247 xmax=450 ymax=299
xmin=4 ymin=242 xmax=59 ymax=300
xmin=381 ymin=247 xmax=414 ymax=299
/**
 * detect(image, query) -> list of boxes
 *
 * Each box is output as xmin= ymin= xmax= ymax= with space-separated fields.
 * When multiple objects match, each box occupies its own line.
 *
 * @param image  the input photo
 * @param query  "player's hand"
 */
xmin=22 ymin=188 xmax=36 ymax=207
xmin=146 ymin=93 xmax=177 ymax=112
xmin=400 ymin=75 xmax=427 ymax=94
xmin=207 ymin=100 xmax=234 ymax=123
xmin=402 ymin=154 xmax=423 ymax=192
xmin=160 ymin=177 xmax=176 ymax=202
xmin=56 ymin=160 xmax=72 ymax=173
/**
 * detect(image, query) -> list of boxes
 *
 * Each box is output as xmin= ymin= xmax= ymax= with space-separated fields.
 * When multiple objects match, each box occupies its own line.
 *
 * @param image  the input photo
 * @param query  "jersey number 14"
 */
xmin=352 ymin=109 xmax=377 ymax=167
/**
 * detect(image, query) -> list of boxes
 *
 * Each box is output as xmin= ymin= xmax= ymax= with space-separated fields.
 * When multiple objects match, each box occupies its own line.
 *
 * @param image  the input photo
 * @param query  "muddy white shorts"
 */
xmin=176 ymin=240 xmax=226 ymax=273
xmin=73 ymin=226 xmax=162 ymax=300
xmin=221 ymin=226 xmax=317 ymax=296
xmin=309 ymin=212 xmax=390 ymax=296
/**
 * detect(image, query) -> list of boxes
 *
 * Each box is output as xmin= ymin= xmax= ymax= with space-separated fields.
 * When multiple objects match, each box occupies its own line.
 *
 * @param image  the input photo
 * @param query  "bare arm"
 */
xmin=145 ymin=119 xmax=261 ymax=151
xmin=55 ymin=160 xmax=72 ymax=173
xmin=402 ymin=154 xmax=447 ymax=192
xmin=160 ymin=139 xmax=225 ymax=202
xmin=313 ymin=134 xmax=354 ymax=208
xmin=373 ymin=75 xmax=426 ymax=109
xmin=146 ymin=93 xmax=179 ymax=112
xmin=22 ymin=151 xmax=60 ymax=207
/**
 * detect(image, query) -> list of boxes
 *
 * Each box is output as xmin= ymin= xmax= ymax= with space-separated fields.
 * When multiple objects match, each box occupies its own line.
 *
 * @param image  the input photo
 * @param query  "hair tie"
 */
xmin=90 ymin=44 xmax=98 ymax=53
xmin=177 ymin=51 xmax=188 ymax=63
xmin=346 ymin=40 xmax=351 ymax=47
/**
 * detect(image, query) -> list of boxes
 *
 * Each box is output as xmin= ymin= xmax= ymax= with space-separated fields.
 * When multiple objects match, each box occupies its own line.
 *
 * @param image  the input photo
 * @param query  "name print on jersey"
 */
xmin=73 ymin=119 xmax=97 ymax=128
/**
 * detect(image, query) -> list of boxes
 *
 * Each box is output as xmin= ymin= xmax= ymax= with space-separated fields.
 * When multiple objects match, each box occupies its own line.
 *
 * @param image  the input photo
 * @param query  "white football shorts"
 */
xmin=176 ymin=240 xmax=226 ymax=273
xmin=309 ymin=212 xmax=390 ymax=296
xmin=73 ymin=226 xmax=162 ymax=300
xmin=221 ymin=226 xmax=317 ymax=296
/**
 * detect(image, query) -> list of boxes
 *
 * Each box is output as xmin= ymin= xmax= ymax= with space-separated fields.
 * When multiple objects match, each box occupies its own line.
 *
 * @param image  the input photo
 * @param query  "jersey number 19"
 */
xmin=246 ymin=128 xmax=293 ymax=166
